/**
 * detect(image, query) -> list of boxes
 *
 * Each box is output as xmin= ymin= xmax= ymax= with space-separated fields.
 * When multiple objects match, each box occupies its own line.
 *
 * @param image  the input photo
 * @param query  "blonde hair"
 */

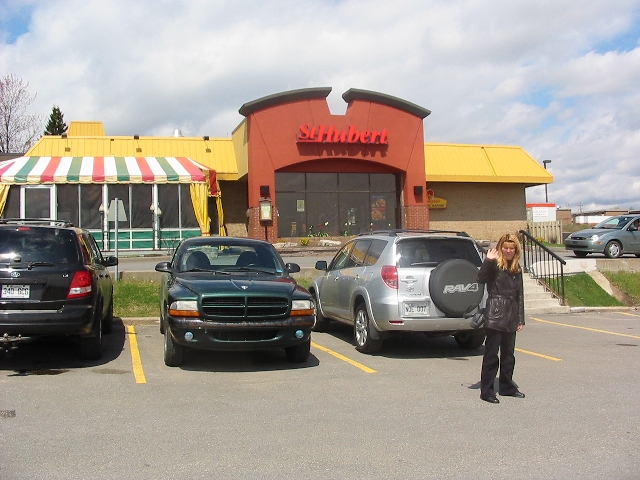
xmin=495 ymin=233 xmax=522 ymax=273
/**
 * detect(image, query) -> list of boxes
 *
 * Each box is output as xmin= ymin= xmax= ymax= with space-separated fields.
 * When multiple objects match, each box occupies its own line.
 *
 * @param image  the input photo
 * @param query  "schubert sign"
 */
xmin=297 ymin=124 xmax=388 ymax=145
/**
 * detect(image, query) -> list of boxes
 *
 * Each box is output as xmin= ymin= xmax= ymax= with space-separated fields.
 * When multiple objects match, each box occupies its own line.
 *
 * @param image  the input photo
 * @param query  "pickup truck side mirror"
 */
xmin=285 ymin=262 xmax=300 ymax=274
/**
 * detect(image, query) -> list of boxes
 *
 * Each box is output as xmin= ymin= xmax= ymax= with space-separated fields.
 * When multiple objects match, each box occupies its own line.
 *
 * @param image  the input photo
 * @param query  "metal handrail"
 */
xmin=519 ymin=229 xmax=566 ymax=305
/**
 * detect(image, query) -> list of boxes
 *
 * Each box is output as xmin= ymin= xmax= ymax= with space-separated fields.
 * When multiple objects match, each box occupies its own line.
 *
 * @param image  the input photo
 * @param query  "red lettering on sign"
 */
xmin=297 ymin=125 xmax=388 ymax=145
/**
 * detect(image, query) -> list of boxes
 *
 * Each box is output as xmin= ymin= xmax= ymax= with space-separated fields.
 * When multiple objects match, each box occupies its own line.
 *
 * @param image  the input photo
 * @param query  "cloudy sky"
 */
xmin=1 ymin=0 xmax=639 ymax=212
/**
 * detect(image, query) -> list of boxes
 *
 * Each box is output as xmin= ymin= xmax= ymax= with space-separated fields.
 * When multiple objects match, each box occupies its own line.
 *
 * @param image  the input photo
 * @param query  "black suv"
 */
xmin=0 ymin=219 xmax=118 ymax=360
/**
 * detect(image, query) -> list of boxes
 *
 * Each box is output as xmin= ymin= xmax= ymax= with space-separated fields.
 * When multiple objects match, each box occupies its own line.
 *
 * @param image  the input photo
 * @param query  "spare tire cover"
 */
xmin=428 ymin=259 xmax=483 ymax=317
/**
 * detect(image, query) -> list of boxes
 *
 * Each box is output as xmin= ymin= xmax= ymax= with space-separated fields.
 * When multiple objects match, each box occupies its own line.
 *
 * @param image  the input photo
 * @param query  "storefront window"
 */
xmin=307 ymin=173 xmax=337 ymax=192
xmin=57 ymin=185 xmax=79 ymax=225
xmin=276 ymin=172 xmax=397 ymax=237
xmin=79 ymin=185 xmax=102 ymax=229
xmin=159 ymin=184 xmax=179 ymax=228
xmin=2 ymin=187 xmax=20 ymax=218
xmin=131 ymin=184 xmax=152 ymax=228
xmin=154 ymin=184 xmax=197 ymax=229
xmin=180 ymin=185 xmax=198 ymax=228
xmin=107 ymin=184 xmax=130 ymax=227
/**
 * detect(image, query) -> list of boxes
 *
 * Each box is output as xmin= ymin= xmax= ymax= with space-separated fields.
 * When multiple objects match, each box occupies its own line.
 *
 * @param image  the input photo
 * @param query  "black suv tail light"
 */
xmin=67 ymin=270 xmax=92 ymax=298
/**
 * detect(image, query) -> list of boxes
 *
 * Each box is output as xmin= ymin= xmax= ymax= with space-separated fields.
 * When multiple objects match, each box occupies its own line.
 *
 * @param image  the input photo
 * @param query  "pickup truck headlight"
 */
xmin=291 ymin=299 xmax=314 ymax=316
xmin=169 ymin=300 xmax=200 ymax=317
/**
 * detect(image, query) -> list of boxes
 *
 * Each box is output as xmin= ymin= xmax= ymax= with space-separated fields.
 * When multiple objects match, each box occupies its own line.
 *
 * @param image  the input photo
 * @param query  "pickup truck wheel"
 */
xmin=454 ymin=332 xmax=486 ymax=349
xmin=312 ymin=291 xmax=330 ymax=332
xmin=354 ymin=304 xmax=382 ymax=354
xmin=80 ymin=304 xmax=103 ymax=360
xmin=285 ymin=338 xmax=311 ymax=363
xmin=164 ymin=326 xmax=184 ymax=367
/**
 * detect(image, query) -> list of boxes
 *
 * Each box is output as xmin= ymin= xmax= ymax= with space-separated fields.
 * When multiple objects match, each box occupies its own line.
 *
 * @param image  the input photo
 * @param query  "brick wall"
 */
xmin=427 ymin=182 xmax=527 ymax=241
xmin=403 ymin=204 xmax=430 ymax=229
xmin=247 ymin=206 xmax=279 ymax=242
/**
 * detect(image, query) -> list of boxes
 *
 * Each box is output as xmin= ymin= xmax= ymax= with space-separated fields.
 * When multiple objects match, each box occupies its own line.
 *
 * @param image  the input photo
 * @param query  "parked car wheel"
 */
xmin=354 ymin=304 xmax=382 ymax=354
xmin=164 ymin=326 xmax=185 ymax=367
xmin=159 ymin=304 xmax=166 ymax=334
xmin=573 ymin=251 xmax=588 ymax=258
xmin=285 ymin=338 xmax=311 ymax=363
xmin=454 ymin=331 xmax=485 ymax=349
xmin=604 ymin=241 xmax=622 ymax=258
xmin=102 ymin=297 xmax=114 ymax=335
xmin=79 ymin=305 xmax=103 ymax=360
xmin=312 ymin=291 xmax=330 ymax=332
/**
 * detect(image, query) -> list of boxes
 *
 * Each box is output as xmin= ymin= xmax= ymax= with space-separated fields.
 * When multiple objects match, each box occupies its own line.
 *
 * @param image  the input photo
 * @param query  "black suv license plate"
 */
xmin=1 ymin=285 xmax=30 ymax=299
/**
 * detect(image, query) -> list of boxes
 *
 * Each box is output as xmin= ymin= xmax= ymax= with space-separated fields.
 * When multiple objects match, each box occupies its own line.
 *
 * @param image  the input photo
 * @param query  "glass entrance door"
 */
xmin=275 ymin=172 xmax=398 ymax=237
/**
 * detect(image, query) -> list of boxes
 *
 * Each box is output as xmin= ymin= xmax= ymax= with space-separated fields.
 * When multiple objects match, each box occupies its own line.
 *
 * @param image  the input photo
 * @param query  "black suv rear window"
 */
xmin=397 ymin=238 xmax=482 ymax=267
xmin=0 ymin=228 xmax=80 ymax=264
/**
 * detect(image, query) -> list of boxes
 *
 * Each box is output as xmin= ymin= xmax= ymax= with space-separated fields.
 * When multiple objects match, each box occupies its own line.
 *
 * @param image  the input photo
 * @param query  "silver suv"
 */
xmin=310 ymin=230 xmax=485 ymax=354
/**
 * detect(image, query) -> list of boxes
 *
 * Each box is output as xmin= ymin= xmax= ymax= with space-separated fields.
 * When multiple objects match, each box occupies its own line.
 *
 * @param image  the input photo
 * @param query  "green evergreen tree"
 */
xmin=44 ymin=105 xmax=67 ymax=135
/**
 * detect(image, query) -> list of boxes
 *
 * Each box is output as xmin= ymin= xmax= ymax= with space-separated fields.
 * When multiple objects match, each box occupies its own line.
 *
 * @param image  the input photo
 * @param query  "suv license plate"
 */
xmin=1 ymin=285 xmax=30 ymax=299
xmin=403 ymin=301 xmax=429 ymax=316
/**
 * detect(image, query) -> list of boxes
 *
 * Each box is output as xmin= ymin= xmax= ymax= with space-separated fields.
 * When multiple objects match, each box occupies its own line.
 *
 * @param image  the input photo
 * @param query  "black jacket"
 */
xmin=477 ymin=258 xmax=525 ymax=332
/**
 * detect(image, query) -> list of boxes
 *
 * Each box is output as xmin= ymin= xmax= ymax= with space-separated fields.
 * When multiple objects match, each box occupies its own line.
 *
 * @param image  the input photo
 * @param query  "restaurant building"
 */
xmin=0 ymin=87 xmax=552 ymax=249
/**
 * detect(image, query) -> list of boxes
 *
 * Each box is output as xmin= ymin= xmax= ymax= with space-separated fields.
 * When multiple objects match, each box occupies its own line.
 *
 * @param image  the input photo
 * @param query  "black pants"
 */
xmin=480 ymin=328 xmax=519 ymax=397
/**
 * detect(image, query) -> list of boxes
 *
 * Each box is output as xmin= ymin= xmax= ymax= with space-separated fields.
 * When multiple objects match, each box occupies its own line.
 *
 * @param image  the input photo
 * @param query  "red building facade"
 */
xmin=238 ymin=88 xmax=431 ymax=242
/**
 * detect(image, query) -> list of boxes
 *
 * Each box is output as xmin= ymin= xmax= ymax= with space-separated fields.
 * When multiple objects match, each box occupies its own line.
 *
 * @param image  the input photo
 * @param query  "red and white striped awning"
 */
xmin=0 ymin=156 xmax=216 ymax=191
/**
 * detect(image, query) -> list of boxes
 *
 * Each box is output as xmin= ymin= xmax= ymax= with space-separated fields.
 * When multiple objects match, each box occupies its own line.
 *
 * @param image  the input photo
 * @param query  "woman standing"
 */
xmin=478 ymin=233 xmax=525 ymax=404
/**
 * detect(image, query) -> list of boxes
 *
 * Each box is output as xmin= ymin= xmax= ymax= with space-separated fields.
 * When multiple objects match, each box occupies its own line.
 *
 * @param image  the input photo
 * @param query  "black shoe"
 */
xmin=481 ymin=395 xmax=500 ymax=404
xmin=501 ymin=391 xmax=525 ymax=398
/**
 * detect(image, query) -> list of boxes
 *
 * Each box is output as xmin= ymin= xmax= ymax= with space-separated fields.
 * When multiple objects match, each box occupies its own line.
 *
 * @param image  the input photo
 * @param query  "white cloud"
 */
xmin=1 ymin=0 xmax=640 ymax=212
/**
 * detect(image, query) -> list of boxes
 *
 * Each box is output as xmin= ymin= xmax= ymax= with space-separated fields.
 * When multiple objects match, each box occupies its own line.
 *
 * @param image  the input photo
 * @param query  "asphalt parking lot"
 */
xmin=1 ymin=310 xmax=639 ymax=479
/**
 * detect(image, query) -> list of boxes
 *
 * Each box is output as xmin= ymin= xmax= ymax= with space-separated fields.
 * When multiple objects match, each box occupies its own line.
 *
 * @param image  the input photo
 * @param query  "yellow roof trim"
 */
xmin=25 ymin=122 xmax=551 ymax=185
xmin=425 ymin=143 xmax=552 ymax=184
xmin=26 ymin=135 xmax=239 ymax=179
xmin=67 ymin=121 xmax=106 ymax=136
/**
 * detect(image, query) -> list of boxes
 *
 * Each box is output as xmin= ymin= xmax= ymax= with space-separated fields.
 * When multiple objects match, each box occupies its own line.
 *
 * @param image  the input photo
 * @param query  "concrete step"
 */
xmin=523 ymin=275 xmax=570 ymax=314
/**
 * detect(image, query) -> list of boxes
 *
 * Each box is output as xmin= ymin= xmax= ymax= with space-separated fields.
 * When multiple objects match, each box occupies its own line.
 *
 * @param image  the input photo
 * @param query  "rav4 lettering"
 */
xmin=297 ymin=124 xmax=388 ymax=145
xmin=443 ymin=283 xmax=479 ymax=294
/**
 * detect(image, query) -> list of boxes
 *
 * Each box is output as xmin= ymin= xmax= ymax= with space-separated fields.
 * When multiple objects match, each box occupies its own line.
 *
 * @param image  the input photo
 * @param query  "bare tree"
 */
xmin=0 ymin=73 xmax=43 ymax=153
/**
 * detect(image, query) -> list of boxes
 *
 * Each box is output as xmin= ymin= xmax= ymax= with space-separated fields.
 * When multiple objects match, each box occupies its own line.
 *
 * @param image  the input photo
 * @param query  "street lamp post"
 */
xmin=543 ymin=159 xmax=552 ymax=203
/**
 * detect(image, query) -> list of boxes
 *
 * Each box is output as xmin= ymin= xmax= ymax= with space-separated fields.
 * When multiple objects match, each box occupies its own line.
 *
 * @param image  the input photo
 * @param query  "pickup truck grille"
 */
xmin=201 ymin=296 xmax=289 ymax=320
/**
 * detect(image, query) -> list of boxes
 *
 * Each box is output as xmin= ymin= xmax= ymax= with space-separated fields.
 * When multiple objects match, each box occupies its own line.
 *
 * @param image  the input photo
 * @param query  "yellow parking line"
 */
xmin=515 ymin=348 xmax=562 ymax=361
xmin=126 ymin=325 xmax=147 ymax=384
xmin=311 ymin=342 xmax=377 ymax=373
xmin=618 ymin=312 xmax=640 ymax=318
xmin=531 ymin=317 xmax=640 ymax=339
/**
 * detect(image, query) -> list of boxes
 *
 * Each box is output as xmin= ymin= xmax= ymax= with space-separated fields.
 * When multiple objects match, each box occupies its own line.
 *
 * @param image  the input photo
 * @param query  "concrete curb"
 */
xmin=568 ymin=306 xmax=640 ymax=313
xmin=117 ymin=317 xmax=159 ymax=326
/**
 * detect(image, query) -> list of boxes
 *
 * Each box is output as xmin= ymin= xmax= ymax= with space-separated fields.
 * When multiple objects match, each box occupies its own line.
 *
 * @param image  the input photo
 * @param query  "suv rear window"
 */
xmin=0 ymin=228 xmax=80 ymax=264
xmin=397 ymin=238 xmax=482 ymax=268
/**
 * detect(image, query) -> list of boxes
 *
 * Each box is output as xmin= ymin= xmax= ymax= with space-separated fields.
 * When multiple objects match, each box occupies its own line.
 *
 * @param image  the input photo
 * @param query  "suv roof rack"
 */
xmin=360 ymin=229 xmax=471 ymax=238
xmin=0 ymin=218 xmax=75 ymax=228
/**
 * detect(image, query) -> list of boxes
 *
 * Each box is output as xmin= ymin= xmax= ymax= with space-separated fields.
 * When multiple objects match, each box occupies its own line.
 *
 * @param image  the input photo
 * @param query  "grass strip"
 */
xmin=113 ymin=279 xmax=160 ymax=318
xmin=603 ymin=271 xmax=640 ymax=306
xmin=564 ymin=273 xmax=623 ymax=307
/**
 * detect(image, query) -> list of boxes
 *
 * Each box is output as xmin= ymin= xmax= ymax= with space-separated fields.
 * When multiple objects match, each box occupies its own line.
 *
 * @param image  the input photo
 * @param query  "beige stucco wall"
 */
xmin=427 ymin=182 xmax=528 ymax=242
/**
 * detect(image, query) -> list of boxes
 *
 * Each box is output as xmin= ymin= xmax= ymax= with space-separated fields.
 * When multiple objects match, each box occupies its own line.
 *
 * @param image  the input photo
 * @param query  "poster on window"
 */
xmin=371 ymin=196 xmax=387 ymax=220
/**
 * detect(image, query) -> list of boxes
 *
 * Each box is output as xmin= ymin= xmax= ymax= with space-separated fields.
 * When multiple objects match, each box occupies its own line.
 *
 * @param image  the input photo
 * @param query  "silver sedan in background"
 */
xmin=564 ymin=214 xmax=640 ymax=258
